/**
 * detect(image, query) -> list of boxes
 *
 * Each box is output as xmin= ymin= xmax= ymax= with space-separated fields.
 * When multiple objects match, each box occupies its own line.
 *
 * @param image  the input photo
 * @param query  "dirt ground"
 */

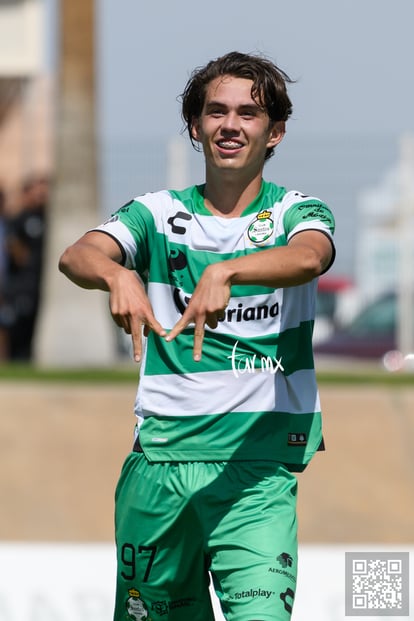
xmin=1 ymin=380 xmax=413 ymax=543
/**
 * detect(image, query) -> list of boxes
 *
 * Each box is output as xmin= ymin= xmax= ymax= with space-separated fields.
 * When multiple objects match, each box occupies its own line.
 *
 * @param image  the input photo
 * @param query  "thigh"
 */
xmin=113 ymin=453 xmax=215 ymax=621
xmin=207 ymin=461 xmax=298 ymax=621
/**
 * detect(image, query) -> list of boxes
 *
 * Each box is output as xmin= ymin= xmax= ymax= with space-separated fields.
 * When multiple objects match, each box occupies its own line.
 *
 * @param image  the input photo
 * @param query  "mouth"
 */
xmin=216 ymin=139 xmax=244 ymax=153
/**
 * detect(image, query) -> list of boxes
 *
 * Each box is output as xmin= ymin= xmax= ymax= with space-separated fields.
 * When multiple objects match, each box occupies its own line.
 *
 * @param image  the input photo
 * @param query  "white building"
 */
xmin=356 ymin=133 xmax=414 ymax=303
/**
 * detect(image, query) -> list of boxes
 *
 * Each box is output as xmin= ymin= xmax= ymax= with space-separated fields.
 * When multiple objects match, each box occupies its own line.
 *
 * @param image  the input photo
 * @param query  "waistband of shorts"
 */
xmin=133 ymin=435 xmax=144 ymax=453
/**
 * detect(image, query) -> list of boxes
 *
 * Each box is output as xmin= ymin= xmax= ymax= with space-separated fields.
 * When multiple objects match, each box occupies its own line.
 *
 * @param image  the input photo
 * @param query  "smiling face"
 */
xmin=191 ymin=76 xmax=285 ymax=182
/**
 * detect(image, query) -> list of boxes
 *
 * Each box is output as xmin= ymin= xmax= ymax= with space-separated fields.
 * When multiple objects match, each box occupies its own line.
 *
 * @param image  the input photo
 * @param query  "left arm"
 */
xmin=166 ymin=230 xmax=334 ymax=359
xmin=221 ymin=230 xmax=333 ymax=288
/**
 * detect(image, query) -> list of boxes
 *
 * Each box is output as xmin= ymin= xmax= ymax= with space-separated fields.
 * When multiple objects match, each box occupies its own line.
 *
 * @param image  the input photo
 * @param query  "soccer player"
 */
xmin=59 ymin=51 xmax=335 ymax=621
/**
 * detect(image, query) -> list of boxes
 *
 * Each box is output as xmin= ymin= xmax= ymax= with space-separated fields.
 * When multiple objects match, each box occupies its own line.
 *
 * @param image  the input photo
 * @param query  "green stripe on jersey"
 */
xmin=170 ymin=183 xmax=287 ymax=218
xmin=140 ymin=409 xmax=322 ymax=464
xmin=283 ymin=199 xmax=335 ymax=235
xmin=149 ymin=235 xmax=279 ymax=295
xmin=144 ymin=321 xmax=314 ymax=377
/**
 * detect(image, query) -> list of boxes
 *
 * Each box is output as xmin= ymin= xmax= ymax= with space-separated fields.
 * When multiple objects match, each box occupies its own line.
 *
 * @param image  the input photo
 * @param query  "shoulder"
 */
xmin=281 ymin=190 xmax=334 ymax=231
xmin=124 ymin=189 xmax=174 ymax=212
xmin=126 ymin=186 xmax=200 ymax=216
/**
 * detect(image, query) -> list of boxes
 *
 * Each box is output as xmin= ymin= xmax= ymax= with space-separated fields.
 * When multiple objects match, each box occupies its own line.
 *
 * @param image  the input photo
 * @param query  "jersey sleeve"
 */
xmin=282 ymin=192 xmax=336 ymax=272
xmin=92 ymin=198 xmax=155 ymax=274
xmin=282 ymin=192 xmax=335 ymax=238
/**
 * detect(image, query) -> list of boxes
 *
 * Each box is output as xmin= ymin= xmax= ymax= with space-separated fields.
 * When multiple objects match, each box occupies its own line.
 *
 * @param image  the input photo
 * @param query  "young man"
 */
xmin=59 ymin=51 xmax=335 ymax=621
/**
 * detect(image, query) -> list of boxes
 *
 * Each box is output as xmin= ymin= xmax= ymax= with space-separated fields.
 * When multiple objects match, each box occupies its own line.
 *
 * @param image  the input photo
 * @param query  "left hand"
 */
xmin=166 ymin=264 xmax=231 ymax=360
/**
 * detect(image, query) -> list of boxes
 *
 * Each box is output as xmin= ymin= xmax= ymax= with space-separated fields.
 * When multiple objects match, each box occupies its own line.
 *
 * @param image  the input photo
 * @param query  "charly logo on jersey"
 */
xmin=247 ymin=210 xmax=274 ymax=245
xmin=125 ymin=588 xmax=150 ymax=621
xmin=167 ymin=211 xmax=192 ymax=235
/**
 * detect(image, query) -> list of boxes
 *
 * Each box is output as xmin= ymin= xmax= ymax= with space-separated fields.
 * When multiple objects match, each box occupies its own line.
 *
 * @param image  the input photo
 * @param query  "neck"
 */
xmin=203 ymin=170 xmax=263 ymax=218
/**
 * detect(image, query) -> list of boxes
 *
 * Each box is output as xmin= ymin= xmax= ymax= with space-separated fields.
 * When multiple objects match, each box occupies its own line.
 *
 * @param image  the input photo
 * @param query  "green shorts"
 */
xmin=113 ymin=453 xmax=298 ymax=621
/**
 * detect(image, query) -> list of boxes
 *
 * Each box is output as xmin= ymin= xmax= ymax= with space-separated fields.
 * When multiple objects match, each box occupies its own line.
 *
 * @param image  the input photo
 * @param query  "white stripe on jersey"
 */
xmin=287 ymin=220 xmax=332 ymax=240
xmin=135 ymin=367 xmax=319 ymax=419
xmin=147 ymin=281 xmax=284 ymax=336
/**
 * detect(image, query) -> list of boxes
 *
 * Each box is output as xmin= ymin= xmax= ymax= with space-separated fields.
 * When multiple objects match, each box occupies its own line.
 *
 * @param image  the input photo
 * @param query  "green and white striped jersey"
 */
xmin=95 ymin=180 xmax=335 ymax=468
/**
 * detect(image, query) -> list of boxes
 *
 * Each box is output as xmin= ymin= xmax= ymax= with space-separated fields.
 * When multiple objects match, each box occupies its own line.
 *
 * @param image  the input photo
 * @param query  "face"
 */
xmin=191 ymin=76 xmax=285 ymax=178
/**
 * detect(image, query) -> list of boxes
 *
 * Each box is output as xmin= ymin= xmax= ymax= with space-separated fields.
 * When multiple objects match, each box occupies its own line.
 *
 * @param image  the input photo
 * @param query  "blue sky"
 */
xmin=96 ymin=0 xmax=414 ymax=141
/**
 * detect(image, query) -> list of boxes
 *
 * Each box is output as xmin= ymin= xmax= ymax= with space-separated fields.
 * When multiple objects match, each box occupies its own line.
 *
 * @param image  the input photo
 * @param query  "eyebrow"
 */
xmin=204 ymin=101 xmax=262 ymax=113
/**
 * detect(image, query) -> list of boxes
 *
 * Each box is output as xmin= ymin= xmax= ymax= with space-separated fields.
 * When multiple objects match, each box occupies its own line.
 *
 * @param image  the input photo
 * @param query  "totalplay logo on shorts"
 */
xmin=233 ymin=588 xmax=275 ymax=600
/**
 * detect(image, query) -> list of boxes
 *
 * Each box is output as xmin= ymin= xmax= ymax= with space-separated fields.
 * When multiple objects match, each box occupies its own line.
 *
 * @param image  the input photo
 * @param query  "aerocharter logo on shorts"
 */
xmin=227 ymin=340 xmax=284 ymax=378
xmin=277 ymin=552 xmax=294 ymax=568
xmin=268 ymin=552 xmax=296 ymax=584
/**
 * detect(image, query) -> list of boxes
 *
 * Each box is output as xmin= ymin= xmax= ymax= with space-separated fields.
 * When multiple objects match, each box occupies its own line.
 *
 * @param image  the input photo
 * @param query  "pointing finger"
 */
xmin=129 ymin=318 xmax=144 ymax=363
xmin=192 ymin=323 xmax=205 ymax=362
xmin=165 ymin=315 xmax=190 ymax=343
xmin=144 ymin=318 xmax=167 ymax=339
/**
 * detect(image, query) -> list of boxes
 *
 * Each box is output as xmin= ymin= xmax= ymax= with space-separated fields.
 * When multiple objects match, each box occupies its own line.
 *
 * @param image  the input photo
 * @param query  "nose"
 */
xmin=221 ymin=111 xmax=240 ymax=132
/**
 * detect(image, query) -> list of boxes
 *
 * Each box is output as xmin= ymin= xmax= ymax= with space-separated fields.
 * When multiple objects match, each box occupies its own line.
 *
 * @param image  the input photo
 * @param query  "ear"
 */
xmin=191 ymin=117 xmax=201 ymax=142
xmin=267 ymin=121 xmax=285 ymax=149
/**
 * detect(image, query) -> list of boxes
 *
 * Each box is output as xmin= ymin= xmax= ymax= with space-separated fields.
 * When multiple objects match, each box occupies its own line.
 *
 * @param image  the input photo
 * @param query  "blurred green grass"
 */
xmin=0 ymin=363 xmax=139 ymax=383
xmin=0 ymin=362 xmax=413 ymax=385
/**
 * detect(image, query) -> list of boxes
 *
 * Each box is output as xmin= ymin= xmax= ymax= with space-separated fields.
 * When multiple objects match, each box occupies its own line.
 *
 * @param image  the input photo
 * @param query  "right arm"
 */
xmin=59 ymin=231 xmax=166 ymax=361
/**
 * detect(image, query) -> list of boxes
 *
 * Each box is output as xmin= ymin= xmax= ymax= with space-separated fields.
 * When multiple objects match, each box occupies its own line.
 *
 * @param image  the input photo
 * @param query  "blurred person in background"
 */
xmin=0 ymin=187 xmax=9 ymax=360
xmin=4 ymin=175 xmax=49 ymax=361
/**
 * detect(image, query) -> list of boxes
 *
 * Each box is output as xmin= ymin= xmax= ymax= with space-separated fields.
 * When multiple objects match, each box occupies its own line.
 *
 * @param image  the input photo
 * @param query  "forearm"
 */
xmin=220 ymin=242 xmax=328 ymax=289
xmin=59 ymin=239 xmax=124 ymax=291
xmin=59 ymin=233 xmax=166 ymax=361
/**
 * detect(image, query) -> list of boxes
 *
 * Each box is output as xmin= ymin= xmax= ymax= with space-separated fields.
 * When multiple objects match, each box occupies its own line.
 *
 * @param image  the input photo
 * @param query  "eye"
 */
xmin=239 ymin=108 xmax=257 ymax=119
xmin=209 ymin=109 xmax=225 ymax=117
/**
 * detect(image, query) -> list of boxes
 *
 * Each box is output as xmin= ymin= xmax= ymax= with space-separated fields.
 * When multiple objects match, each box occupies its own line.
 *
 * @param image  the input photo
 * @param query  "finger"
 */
xmin=165 ymin=315 xmax=190 ymax=342
xmin=206 ymin=316 xmax=219 ymax=329
xmin=143 ymin=318 xmax=167 ymax=338
xmin=193 ymin=323 xmax=205 ymax=362
xmin=129 ymin=318 xmax=143 ymax=363
xmin=111 ymin=313 xmax=128 ymax=332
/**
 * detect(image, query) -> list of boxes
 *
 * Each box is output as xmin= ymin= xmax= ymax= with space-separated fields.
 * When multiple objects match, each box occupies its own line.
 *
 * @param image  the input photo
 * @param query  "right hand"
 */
xmin=59 ymin=231 xmax=166 ymax=363
xmin=109 ymin=269 xmax=166 ymax=362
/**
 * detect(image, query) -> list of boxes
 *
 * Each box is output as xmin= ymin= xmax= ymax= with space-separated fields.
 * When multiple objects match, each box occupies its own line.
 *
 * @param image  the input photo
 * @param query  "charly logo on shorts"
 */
xmin=280 ymin=587 xmax=295 ymax=613
xmin=125 ymin=588 xmax=150 ymax=621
